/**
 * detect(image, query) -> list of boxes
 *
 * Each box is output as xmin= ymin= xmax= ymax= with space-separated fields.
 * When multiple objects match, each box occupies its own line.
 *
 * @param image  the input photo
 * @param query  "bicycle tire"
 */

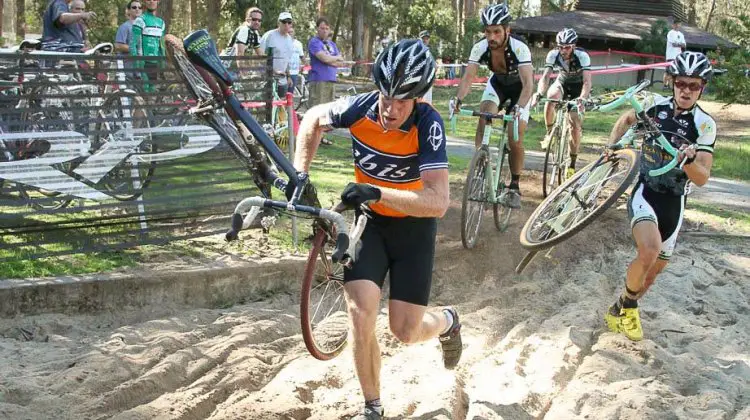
xmin=300 ymin=226 xmax=349 ymax=360
xmin=519 ymin=148 xmax=638 ymax=250
xmin=272 ymin=104 xmax=289 ymax=151
xmin=461 ymin=146 xmax=490 ymax=249
xmin=515 ymin=250 xmax=539 ymax=274
xmin=542 ymin=127 xmax=561 ymax=198
xmin=93 ymin=90 xmax=156 ymax=201
xmin=493 ymin=145 xmax=512 ymax=232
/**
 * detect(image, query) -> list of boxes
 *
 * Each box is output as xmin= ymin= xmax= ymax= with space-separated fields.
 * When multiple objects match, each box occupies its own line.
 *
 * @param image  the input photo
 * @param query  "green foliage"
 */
xmin=635 ymin=19 xmax=669 ymax=55
xmin=719 ymin=14 xmax=750 ymax=49
xmin=708 ymin=47 xmax=750 ymax=105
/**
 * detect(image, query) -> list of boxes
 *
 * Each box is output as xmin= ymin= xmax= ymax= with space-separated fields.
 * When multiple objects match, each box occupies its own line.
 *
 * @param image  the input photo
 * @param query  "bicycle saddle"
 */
xmin=86 ymin=43 xmax=113 ymax=55
xmin=19 ymin=39 xmax=42 ymax=51
xmin=183 ymin=29 xmax=235 ymax=86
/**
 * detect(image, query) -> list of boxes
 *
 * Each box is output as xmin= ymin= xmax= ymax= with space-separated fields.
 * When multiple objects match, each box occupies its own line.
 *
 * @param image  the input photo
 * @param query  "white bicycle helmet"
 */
xmin=667 ymin=51 xmax=713 ymax=81
xmin=371 ymin=39 xmax=436 ymax=99
xmin=556 ymin=28 xmax=578 ymax=45
xmin=481 ymin=3 xmax=512 ymax=26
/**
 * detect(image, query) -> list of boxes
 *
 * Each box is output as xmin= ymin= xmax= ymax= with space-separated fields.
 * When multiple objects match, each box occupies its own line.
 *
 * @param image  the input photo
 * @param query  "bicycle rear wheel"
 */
xmin=493 ymin=145 xmax=512 ymax=232
xmin=461 ymin=146 xmax=490 ymax=249
xmin=300 ymin=225 xmax=349 ymax=360
xmin=542 ymin=127 xmax=562 ymax=198
xmin=520 ymin=148 xmax=638 ymax=250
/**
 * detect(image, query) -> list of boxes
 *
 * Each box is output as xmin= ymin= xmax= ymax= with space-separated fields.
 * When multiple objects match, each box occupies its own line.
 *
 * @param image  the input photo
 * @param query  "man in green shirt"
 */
xmin=130 ymin=0 xmax=164 ymax=92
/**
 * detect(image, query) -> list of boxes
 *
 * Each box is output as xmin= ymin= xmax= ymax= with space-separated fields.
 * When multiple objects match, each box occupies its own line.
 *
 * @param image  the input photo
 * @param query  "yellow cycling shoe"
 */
xmin=605 ymin=305 xmax=621 ymax=333
xmin=619 ymin=308 xmax=643 ymax=341
xmin=566 ymin=167 xmax=576 ymax=179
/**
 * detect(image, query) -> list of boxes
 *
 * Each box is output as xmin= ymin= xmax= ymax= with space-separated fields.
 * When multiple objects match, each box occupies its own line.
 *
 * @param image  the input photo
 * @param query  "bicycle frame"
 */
xmin=459 ymin=108 xmax=515 ymax=204
xmin=596 ymin=80 xmax=683 ymax=176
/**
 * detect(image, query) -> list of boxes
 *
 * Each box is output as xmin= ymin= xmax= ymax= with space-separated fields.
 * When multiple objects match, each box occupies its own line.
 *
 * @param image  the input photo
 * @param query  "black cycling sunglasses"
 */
xmin=280 ymin=19 xmax=293 ymax=24
xmin=130 ymin=5 xmax=142 ymax=9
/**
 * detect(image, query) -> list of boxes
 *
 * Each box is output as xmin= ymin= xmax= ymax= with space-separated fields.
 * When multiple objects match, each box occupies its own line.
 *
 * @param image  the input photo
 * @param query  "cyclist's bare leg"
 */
xmin=345 ymin=280 xmax=383 ymax=402
xmin=637 ymin=259 xmax=669 ymax=299
xmin=474 ymin=100 xmax=499 ymax=149
xmin=625 ymin=221 xmax=662 ymax=295
xmin=545 ymin=85 xmax=563 ymax=130
xmin=568 ymin=111 xmax=582 ymax=170
xmin=388 ymin=300 xmax=450 ymax=344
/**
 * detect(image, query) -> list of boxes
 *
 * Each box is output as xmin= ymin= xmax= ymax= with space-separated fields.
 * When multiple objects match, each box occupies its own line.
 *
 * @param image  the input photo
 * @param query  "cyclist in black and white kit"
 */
xmin=533 ymin=28 xmax=592 ymax=177
xmin=221 ymin=6 xmax=263 ymax=68
xmin=604 ymin=52 xmax=717 ymax=341
xmin=453 ymin=3 xmax=534 ymax=209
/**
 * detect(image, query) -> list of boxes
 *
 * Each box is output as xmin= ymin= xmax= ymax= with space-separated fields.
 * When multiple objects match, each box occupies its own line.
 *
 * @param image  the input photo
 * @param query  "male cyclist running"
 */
xmin=534 ymin=28 xmax=592 ymax=177
xmin=605 ymin=52 xmax=716 ymax=341
xmin=453 ymin=3 xmax=534 ymax=209
xmin=292 ymin=40 xmax=462 ymax=420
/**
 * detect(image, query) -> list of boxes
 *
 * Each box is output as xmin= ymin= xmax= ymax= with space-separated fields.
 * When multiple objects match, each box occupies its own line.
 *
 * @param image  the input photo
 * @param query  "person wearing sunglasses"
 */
xmin=260 ymin=11 xmax=297 ymax=98
xmin=115 ymin=0 xmax=142 ymax=56
xmin=604 ymin=51 xmax=716 ymax=342
xmin=221 ymin=6 xmax=263 ymax=66
xmin=130 ymin=0 xmax=165 ymax=92
xmin=533 ymin=27 xmax=592 ymax=178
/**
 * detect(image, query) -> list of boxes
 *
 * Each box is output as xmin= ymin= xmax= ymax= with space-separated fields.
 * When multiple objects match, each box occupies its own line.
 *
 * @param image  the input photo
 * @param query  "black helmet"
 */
xmin=556 ymin=28 xmax=578 ymax=45
xmin=371 ymin=39 xmax=436 ymax=99
xmin=667 ymin=51 xmax=713 ymax=81
xmin=481 ymin=3 xmax=512 ymax=26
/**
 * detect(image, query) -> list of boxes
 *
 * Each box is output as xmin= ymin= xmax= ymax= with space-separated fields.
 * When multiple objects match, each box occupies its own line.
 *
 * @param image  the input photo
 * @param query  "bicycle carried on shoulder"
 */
xmin=449 ymin=102 xmax=518 ymax=249
xmin=516 ymin=80 xmax=690 ymax=272
xmin=165 ymin=29 xmax=364 ymax=361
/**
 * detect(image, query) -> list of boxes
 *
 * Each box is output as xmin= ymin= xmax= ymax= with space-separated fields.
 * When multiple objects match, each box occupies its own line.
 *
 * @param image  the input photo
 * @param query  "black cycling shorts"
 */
xmin=483 ymin=74 xmax=523 ymax=113
xmin=553 ymin=80 xmax=583 ymax=100
xmin=344 ymin=212 xmax=437 ymax=306
xmin=627 ymin=181 xmax=686 ymax=260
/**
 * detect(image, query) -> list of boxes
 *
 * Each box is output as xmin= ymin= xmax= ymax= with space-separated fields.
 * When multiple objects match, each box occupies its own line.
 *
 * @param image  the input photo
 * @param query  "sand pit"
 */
xmin=1 ymin=173 xmax=748 ymax=419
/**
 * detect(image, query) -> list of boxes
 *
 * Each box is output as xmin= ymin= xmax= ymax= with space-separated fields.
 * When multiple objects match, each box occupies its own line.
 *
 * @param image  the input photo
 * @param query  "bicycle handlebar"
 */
xmin=225 ymin=196 xmax=352 ymax=264
xmin=454 ymin=107 xmax=518 ymax=142
xmin=596 ymin=80 xmax=682 ymax=176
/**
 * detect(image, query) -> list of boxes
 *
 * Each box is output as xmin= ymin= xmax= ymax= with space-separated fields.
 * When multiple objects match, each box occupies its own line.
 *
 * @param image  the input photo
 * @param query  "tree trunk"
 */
xmin=317 ymin=0 xmax=326 ymax=16
xmin=704 ymin=0 xmax=717 ymax=31
xmin=0 ymin=0 xmax=4 ymax=42
xmin=332 ymin=0 xmax=346 ymax=43
xmin=206 ymin=0 xmax=219 ymax=37
xmin=364 ymin=21 xmax=372 ymax=62
xmin=457 ymin=0 xmax=463 ymax=40
xmin=16 ymin=0 xmax=24 ymax=40
xmin=351 ymin=0 xmax=364 ymax=76
xmin=159 ymin=0 xmax=174 ymax=32
xmin=464 ymin=0 xmax=475 ymax=17
xmin=686 ymin=0 xmax=697 ymax=25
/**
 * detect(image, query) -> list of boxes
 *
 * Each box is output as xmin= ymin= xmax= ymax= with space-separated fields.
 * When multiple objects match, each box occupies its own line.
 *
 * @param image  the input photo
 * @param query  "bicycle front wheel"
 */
xmin=542 ymin=128 xmax=562 ymax=198
xmin=461 ymin=146 xmax=490 ymax=249
xmin=493 ymin=145 xmax=512 ymax=232
xmin=300 ymin=225 xmax=349 ymax=360
xmin=520 ymin=148 xmax=638 ymax=250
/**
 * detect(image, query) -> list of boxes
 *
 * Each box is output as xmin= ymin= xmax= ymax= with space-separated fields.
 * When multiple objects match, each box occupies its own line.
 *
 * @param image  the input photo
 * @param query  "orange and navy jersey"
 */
xmin=323 ymin=91 xmax=448 ymax=217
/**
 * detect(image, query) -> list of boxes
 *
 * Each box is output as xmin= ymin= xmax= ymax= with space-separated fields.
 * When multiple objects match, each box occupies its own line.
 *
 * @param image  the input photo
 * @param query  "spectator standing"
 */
xmin=222 ymin=6 xmax=263 ymax=68
xmin=260 ymin=11 xmax=296 ymax=98
xmin=69 ymin=0 xmax=91 ymax=49
xmin=288 ymin=27 xmax=305 ymax=95
xmin=663 ymin=18 xmax=686 ymax=89
xmin=115 ymin=0 xmax=142 ymax=56
xmin=307 ymin=17 xmax=343 ymax=106
xmin=42 ymin=0 xmax=95 ymax=52
xmin=130 ymin=0 xmax=165 ymax=92
xmin=418 ymin=30 xmax=434 ymax=103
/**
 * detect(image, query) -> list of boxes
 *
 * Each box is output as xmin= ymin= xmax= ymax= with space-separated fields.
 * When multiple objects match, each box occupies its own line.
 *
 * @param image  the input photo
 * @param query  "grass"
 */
xmin=710 ymin=136 xmax=750 ymax=181
xmin=686 ymin=202 xmax=750 ymax=233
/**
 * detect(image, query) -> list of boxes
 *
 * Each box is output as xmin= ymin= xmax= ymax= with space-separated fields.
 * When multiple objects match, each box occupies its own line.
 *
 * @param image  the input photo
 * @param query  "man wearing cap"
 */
xmin=260 ymin=11 xmax=296 ymax=98
xmin=416 ymin=30 xmax=434 ymax=103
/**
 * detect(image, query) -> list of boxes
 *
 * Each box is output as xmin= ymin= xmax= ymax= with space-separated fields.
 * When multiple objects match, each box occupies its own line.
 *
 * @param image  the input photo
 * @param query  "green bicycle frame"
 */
xmin=459 ymin=108 xmax=516 ymax=204
xmin=596 ymin=80 xmax=680 ymax=176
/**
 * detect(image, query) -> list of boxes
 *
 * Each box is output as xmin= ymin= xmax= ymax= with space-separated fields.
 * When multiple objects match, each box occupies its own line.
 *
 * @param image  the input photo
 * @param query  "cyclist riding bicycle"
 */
xmin=453 ymin=3 xmax=534 ymax=209
xmin=292 ymin=39 xmax=462 ymax=420
xmin=534 ymin=28 xmax=592 ymax=177
xmin=605 ymin=51 xmax=717 ymax=341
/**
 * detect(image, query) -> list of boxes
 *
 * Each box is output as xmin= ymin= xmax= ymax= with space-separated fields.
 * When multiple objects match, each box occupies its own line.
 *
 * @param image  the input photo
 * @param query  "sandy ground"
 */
xmin=1 ymin=172 xmax=748 ymax=420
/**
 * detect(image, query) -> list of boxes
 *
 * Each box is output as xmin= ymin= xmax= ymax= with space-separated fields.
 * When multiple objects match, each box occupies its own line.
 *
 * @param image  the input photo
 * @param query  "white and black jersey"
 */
xmin=639 ymin=97 xmax=716 ymax=196
xmin=544 ymin=48 xmax=590 ymax=84
xmin=468 ymin=36 xmax=532 ymax=85
xmin=222 ymin=24 xmax=260 ymax=56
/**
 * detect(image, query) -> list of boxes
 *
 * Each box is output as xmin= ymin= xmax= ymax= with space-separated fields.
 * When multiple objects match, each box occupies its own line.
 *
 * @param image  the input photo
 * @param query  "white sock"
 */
xmin=441 ymin=309 xmax=454 ymax=335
